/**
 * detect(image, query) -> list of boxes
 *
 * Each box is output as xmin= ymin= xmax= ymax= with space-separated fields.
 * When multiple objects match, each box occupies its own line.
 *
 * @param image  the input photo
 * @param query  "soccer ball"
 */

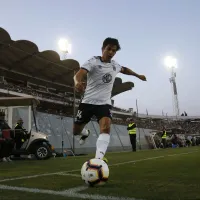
xmin=81 ymin=158 xmax=109 ymax=187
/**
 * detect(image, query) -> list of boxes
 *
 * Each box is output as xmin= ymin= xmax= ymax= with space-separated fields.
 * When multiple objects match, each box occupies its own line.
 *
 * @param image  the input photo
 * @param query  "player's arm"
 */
xmin=74 ymin=57 xmax=95 ymax=92
xmin=73 ymin=68 xmax=88 ymax=93
xmin=120 ymin=67 xmax=147 ymax=81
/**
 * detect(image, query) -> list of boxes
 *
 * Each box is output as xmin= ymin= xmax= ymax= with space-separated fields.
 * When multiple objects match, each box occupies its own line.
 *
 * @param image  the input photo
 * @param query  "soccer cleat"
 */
xmin=79 ymin=129 xmax=90 ymax=145
xmin=6 ymin=157 xmax=12 ymax=162
xmin=102 ymin=157 xmax=108 ymax=164
xmin=2 ymin=157 xmax=7 ymax=162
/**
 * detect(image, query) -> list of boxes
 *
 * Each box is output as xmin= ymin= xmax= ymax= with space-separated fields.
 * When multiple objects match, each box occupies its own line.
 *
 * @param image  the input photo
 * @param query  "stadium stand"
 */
xmin=0 ymin=27 xmax=199 ymax=154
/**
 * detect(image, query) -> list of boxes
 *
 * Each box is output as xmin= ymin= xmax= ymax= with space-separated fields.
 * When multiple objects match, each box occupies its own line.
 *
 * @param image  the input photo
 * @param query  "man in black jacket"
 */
xmin=0 ymin=116 xmax=14 ymax=162
xmin=14 ymin=118 xmax=28 ymax=149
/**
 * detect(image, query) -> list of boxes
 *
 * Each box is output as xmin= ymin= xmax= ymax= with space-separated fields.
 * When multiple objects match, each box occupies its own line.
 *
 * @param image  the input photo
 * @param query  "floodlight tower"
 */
xmin=58 ymin=38 xmax=72 ymax=59
xmin=164 ymin=56 xmax=180 ymax=116
xmin=58 ymin=38 xmax=73 ymax=154
xmin=58 ymin=38 xmax=76 ymax=154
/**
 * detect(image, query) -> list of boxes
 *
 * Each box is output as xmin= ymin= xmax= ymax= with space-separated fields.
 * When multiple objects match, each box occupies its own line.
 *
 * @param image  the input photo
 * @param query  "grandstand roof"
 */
xmin=0 ymin=96 xmax=39 ymax=107
xmin=0 ymin=27 xmax=134 ymax=97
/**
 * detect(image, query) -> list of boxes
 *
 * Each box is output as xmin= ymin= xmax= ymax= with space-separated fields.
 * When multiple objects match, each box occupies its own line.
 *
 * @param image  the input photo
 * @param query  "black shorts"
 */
xmin=74 ymin=103 xmax=112 ymax=125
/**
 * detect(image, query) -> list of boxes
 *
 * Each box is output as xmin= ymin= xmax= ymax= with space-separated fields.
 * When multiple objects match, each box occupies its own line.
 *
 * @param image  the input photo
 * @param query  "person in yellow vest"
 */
xmin=161 ymin=128 xmax=167 ymax=148
xmin=127 ymin=120 xmax=137 ymax=151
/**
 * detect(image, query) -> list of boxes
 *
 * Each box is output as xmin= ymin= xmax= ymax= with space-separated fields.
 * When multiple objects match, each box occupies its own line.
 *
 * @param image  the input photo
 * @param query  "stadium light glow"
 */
xmin=164 ymin=55 xmax=180 ymax=116
xmin=164 ymin=56 xmax=177 ymax=68
xmin=58 ymin=38 xmax=72 ymax=54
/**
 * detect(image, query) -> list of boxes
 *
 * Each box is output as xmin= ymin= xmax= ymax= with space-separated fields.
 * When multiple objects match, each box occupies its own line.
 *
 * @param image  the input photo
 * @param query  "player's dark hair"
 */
xmin=102 ymin=37 xmax=121 ymax=51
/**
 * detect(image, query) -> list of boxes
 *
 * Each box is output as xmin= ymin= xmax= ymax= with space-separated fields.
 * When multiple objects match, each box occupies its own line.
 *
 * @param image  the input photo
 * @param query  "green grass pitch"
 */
xmin=0 ymin=147 xmax=199 ymax=200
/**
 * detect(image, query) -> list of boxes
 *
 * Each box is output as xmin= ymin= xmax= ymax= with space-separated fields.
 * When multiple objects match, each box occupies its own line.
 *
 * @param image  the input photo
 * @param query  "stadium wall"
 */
xmin=12 ymin=108 xmax=152 ymax=154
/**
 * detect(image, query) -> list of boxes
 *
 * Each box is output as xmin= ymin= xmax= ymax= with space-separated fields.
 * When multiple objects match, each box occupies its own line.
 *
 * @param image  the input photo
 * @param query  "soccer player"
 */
xmin=73 ymin=37 xmax=146 ymax=161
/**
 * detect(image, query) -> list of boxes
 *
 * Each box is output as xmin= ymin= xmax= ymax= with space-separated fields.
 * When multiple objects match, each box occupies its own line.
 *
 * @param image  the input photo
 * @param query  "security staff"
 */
xmin=127 ymin=121 xmax=137 ymax=151
xmin=161 ymin=129 xmax=167 ymax=148
xmin=14 ymin=118 xmax=27 ymax=149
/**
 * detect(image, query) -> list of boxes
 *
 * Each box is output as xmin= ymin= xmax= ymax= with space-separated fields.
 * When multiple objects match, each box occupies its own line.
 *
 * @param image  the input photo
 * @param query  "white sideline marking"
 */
xmin=63 ymin=186 xmax=87 ymax=192
xmin=0 ymin=185 xmax=142 ymax=200
xmin=167 ymin=152 xmax=197 ymax=157
xmin=58 ymin=172 xmax=81 ymax=177
xmin=0 ymin=169 xmax=80 ymax=183
xmin=109 ymin=151 xmax=198 ymax=167
xmin=0 ymin=150 xmax=197 ymax=183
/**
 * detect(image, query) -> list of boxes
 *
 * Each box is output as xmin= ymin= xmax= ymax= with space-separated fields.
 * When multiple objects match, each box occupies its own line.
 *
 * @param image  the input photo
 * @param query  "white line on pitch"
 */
xmin=0 ymin=169 xmax=80 ymax=183
xmin=0 ymin=150 xmax=197 ymax=183
xmin=0 ymin=185 xmax=143 ymax=200
xmin=109 ymin=151 xmax=198 ymax=167
xmin=57 ymin=173 xmax=81 ymax=177
xmin=63 ymin=186 xmax=87 ymax=193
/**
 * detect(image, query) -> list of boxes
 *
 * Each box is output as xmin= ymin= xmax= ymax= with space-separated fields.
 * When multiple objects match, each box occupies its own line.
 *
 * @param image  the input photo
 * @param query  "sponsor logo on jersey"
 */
xmin=102 ymin=73 xmax=112 ymax=83
xmin=97 ymin=65 xmax=102 ymax=69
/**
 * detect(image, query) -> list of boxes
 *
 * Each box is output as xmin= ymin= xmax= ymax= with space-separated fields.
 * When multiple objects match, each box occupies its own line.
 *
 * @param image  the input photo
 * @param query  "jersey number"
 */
xmin=76 ymin=110 xmax=82 ymax=119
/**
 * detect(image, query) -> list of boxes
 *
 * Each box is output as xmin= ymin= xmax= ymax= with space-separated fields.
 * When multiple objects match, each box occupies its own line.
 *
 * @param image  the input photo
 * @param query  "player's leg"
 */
xmin=95 ymin=105 xmax=112 ymax=160
xmin=73 ymin=123 xmax=87 ymax=136
xmin=73 ymin=103 xmax=93 ymax=145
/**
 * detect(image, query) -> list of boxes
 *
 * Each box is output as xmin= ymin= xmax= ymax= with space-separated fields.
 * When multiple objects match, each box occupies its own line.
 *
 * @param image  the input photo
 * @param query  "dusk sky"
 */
xmin=1 ymin=0 xmax=200 ymax=116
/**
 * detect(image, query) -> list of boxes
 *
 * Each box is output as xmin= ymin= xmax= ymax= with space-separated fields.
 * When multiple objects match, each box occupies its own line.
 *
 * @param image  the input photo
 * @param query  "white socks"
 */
xmin=81 ymin=128 xmax=89 ymax=136
xmin=95 ymin=133 xmax=110 ymax=159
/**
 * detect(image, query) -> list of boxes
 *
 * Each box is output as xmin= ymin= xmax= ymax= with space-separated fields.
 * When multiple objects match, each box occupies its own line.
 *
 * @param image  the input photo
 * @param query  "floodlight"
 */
xmin=58 ymin=38 xmax=71 ymax=53
xmin=164 ymin=56 xmax=177 ymax=68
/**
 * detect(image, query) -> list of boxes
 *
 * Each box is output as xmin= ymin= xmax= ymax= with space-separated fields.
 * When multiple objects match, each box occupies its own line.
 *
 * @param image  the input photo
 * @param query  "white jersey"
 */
xmin=81 ymin=56 xmax=122 ymax=105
